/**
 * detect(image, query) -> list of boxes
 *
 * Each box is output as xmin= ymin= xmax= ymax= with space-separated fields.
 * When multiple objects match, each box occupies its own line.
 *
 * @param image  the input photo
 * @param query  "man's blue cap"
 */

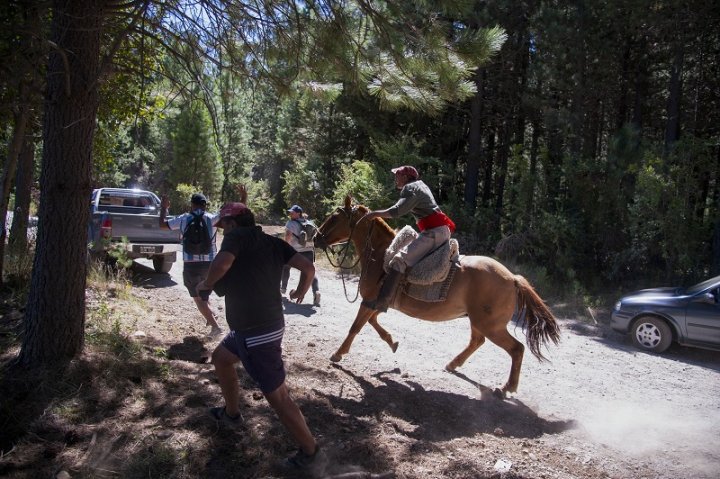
xmin=288 ymin=205 xmax=303 ymax=213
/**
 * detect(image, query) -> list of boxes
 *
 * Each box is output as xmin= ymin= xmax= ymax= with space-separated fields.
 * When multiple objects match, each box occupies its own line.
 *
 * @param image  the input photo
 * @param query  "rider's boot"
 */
xmin=362 ymin=269 xmax=403 ymax=313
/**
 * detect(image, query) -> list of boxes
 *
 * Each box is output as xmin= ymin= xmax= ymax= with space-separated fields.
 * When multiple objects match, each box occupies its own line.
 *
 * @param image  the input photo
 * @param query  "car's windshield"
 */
xmin=685 ymin=275 xmax=720 ymax=295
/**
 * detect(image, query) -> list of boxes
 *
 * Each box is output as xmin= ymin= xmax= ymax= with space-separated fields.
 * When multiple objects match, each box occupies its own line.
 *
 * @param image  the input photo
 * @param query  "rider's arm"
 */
xmin=365 ymin=191 xmax=417 ymax=222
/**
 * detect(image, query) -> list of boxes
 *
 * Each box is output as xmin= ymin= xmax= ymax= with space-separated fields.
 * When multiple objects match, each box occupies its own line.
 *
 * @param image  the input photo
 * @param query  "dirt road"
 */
xmin=132 ymin=254 xmax=720 ymax=478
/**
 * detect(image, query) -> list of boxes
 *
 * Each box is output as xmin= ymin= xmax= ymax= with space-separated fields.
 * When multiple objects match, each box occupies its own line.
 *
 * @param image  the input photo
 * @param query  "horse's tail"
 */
xmin=514 ymin=275 xmax=561 ymax=361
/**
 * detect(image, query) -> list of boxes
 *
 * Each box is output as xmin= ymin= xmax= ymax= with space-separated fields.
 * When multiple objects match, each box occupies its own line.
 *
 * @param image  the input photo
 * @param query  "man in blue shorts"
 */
xmin=196 ymin=202 xmax=325 ymax=473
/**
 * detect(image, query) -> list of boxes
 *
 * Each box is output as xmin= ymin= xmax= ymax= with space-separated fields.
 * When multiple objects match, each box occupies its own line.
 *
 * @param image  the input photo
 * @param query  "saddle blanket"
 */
xmin=384 ymin=225 xmax=461 ymax=302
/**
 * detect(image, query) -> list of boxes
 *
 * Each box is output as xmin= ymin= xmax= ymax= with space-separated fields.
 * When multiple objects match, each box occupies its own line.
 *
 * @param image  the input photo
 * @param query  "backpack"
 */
xmin=183 ymin=212 xmax=213 ymax=255
xmin=292 ymin=219 xmax=317 ymax=247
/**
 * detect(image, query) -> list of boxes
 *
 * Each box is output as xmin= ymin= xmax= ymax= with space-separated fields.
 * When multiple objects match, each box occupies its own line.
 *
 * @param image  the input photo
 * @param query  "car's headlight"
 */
xmin=614 ymin=300 xmax=622 ymax=311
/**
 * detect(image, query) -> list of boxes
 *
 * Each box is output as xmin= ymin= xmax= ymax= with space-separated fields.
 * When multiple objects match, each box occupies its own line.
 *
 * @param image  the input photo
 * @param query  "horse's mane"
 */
xmin=355 ymin=204 xmax=396 ymax=237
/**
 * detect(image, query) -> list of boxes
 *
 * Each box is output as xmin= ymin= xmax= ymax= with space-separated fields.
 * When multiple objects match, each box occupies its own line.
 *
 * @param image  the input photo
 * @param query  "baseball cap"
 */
xmin=191 ymin=193 xmax=207 ymax=204
xmin=219 ymin=202 xmax=251 ymax=219
xmin=288 ymin=205 xmax=303 ymax=214
xmin=391 ymin=165 xmax=419 ymax=179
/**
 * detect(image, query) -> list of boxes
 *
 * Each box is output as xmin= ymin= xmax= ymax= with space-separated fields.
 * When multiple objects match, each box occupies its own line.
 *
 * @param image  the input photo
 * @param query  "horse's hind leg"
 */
xmin=445 ymin=325 xmax=485 ymax=371
xmin=486 ymin=328 xmax=524 ymax=395
xmin=330 ymin=306 xmax=375 ymax=362
xmin=368 ymin=315 xmax=399 ymax=353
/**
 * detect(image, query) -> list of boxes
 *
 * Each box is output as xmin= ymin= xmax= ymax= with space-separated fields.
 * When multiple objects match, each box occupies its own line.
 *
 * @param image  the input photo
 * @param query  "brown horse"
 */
xmin=313 ymin=195 xmax=561 ymax=396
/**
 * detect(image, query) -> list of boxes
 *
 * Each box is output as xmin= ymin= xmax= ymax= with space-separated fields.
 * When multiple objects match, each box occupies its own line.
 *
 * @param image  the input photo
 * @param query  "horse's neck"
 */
xmin=351 ymin=219 xmax=394 ymax=273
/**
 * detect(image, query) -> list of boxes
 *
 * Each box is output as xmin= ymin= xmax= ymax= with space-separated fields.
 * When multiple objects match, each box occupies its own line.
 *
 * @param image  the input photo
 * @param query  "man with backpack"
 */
xmin=159 ymin=192 xmax=225 ymax=336
xmin=281 ymin=204 xmax=321 ymax=307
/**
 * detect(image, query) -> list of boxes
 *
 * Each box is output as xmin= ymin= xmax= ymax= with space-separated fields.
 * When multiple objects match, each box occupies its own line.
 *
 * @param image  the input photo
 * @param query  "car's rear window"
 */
xmin=97 ymin=192 xmax=156 ymax=209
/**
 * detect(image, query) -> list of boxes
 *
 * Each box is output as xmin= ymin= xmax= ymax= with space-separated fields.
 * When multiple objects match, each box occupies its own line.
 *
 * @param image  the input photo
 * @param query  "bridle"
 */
xmin=315 ymin=206 xmax=376 ymax=302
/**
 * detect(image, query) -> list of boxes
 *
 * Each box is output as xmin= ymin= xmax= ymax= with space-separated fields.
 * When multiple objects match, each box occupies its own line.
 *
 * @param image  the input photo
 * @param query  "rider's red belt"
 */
xmin=417 ymin=211 xmax=456 ymax=233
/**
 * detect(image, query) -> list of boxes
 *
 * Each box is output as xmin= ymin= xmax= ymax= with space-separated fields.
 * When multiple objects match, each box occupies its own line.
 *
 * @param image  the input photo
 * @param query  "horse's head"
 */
xmin=314 ymin=195 xmax=367 ymax=249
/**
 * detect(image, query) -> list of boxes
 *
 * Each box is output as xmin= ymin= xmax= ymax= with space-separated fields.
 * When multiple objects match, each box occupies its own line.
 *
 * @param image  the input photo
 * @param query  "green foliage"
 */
xmin=327 ymin=160 xmax=389 ymax=211
xmin=621 ymin=138 xmax=715 ymax=283
xmin=168 ymin=100 xmax=221 ymax=198
xmin=240 ymin=179 xmax=274 ymax=223
xmin=106 ymin=237 xmax=134 ymax=270
xmin=281 ymin=158 xmax=323 ymax=218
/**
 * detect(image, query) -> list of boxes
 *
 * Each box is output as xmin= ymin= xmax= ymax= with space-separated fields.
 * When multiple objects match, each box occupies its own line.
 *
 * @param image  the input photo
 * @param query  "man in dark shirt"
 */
xmin=196 ymin=202 xmax=325 ymax=472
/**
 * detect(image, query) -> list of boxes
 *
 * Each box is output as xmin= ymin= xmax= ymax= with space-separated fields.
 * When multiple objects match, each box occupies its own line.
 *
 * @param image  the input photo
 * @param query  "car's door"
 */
xmin=685 ymin=286 xmax=720 ymax=345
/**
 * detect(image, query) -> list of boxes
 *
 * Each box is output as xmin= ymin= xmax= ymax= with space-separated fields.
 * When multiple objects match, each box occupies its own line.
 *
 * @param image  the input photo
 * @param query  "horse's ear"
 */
xmin=344 ymin=194 xmax=352 ymax=210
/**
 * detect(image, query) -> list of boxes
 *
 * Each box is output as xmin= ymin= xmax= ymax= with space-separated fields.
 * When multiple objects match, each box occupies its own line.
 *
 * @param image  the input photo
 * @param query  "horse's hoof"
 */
xmin=330 ymin=354 xmax=342 ymax=363
xmin=445 ymin=363 xmax=456 ymax=372
xmin=391 ymin=342 xmax=399 ymax=353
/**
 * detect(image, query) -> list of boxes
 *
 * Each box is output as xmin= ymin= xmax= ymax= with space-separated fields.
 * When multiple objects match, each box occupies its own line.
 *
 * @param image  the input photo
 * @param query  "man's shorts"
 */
xmin=183 ymin=261 xmax=211 ymax=297
xmin=220 ymin=327 xmax=286 ymax=394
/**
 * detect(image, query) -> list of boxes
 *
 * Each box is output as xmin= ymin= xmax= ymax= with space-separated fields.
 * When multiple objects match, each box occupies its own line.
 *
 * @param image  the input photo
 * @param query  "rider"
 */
xmin=360 ymin=165 xmax=455 ymax=312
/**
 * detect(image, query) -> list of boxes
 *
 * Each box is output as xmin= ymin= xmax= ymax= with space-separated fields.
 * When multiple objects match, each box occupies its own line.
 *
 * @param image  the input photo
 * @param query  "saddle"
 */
xmin=383 ymin=226 xmax=460 ymax=302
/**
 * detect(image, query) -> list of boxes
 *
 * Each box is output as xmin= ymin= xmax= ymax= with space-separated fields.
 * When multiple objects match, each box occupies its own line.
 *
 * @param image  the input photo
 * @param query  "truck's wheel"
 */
xmin=152 ymin=256 xmax=173 ymax=273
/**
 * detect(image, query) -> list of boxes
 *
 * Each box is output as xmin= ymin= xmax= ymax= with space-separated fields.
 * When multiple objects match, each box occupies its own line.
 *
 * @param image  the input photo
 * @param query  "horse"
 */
xmin=313 ymin=195 xmax=561 ymax=396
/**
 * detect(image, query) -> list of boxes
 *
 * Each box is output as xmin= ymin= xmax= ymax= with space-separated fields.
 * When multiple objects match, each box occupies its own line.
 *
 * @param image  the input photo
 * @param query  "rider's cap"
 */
xmin=219 ymin=202 xmax=251 ymax=220
xmin=191 ymin=193 xmax=207 ymax=205
xmin=391 ymin=165 xmax=419 ymax=180
xmin=288 ymin=204 xmax=303 ymax=214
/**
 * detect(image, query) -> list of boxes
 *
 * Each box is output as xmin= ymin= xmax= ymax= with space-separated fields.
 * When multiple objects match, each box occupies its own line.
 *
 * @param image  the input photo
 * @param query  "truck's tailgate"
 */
xmin=105 ymin=212 xmax=181 ymax=243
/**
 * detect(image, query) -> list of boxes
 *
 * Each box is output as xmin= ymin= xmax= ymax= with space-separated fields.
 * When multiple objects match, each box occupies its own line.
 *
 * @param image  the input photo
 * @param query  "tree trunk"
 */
xmin=526 ymin=118 xmax=541 ymax=222
xmin=464 ymin=69 xmax=484 ymax=213
xmin=19 ymin=0 xmax=105 ymax=366
xmin=8 ymin=133 xmax=36 ymax=256
xmin=0 ymin=106 xmax=31 ymax=284
xmin=494 ymin=122 xmax=510 ymax=220
xmin=615 ymin=39 xmax=631 ymax=130
xmin=481 ymin=131 xmax=495 ymax=208
xmin=712 ymin=146 xmax=720 ymax=276
xmin=631 ymin=36 xmax=649 ymax=132
xmin=664 ymin=44 xmax=684 ymax=153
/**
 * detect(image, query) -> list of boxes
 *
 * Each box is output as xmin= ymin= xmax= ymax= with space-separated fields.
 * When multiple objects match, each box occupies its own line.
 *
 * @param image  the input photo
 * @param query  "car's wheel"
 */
xmin=152 ymin=256 xmax=173 ymax=274
xmin=631 ymin=316 xmax=673 ymax=353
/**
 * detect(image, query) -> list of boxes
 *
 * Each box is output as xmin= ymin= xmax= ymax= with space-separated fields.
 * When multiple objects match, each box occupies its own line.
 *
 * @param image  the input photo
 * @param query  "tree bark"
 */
xmin=481 ymin=131 xmax=495 ymax=208
xmin=19 ymin=0 xmax=106 ymax=366
xmin=8 ymin=133 xmax=36 ymax=256
xmin=0 ymin=106 xmax=31 ymax=284
xmin=463 ymin=69 xmax=484 ymax=213
xmin=663 ymin=44 xmax=684 ymax=153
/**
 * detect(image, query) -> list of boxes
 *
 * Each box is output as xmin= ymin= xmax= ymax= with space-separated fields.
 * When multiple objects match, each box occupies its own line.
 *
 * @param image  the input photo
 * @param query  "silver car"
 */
xmin=611 ymin=275 xmax=720 ymax=353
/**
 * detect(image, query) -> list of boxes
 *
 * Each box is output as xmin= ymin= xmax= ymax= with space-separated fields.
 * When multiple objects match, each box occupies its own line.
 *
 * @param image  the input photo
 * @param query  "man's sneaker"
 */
xmin=209 ymin=326 xmax=224 ymax=338
xmin=285 ymin=445 xmax=327 ymax=474
xmin=209 ymin=406 xmax=243 ymax=426
xmin=313 ymin=291 xmax=321 ymax=307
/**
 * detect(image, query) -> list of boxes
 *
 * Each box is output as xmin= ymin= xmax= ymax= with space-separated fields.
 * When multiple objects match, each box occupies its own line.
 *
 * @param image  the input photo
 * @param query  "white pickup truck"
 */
xmin=88 ymin=188 xmax=181 ymax=273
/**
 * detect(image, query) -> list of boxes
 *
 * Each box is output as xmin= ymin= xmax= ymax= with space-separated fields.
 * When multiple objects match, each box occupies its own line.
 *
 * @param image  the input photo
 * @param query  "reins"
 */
xmin=318 ymin=208 xmax=376 ymax=303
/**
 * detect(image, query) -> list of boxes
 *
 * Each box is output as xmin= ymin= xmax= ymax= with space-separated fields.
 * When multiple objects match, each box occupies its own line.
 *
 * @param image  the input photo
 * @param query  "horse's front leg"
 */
xmin=330 ymin=305 xmax=375 ymax=362
xmin=368 ymin=314 xmax=399 ymax=353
